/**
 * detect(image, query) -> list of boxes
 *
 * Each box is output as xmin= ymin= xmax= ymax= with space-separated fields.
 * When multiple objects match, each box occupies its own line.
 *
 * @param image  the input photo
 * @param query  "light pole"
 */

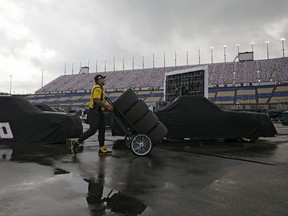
xmin=41 ymin=69 xmax=44 ymax=88
xmin=113 ymin=57 xmax=115 ymax=71
xmin=186 ymin=50 xmax=189 ymax=66
xmin=104 ymin=58 xmax=106 ymax=72
xmin=163 ymin=52 xmax=166 ymax=68
xmin=174 ymin=51 xmax=177 ymax=66
xmin=64 ymin=63 xmax=66 ymax=75
xmin=210 ymin=46 xmax=214 ymax=64
xmin=9 ymin=75 xmax=12 ymax=95
xmin=198 ymin=48 xmax=201 ymax=65
xmin=122 ymin=57 xmax=125 ymax=71
xmin=265 ymin=41 xmax=270 ymax=60
xmin=142 ymin=55 xmax=145 ymax=69
xmin=250 ymin=42 xmax=254 ymax=52
xmin=96 ymin=60 xmax=98 ymax=72
xmin=223 ymin=45 xmax=227 ymax=63
xmin=236 ymin=44 xmax=240 ymax=54
xmin=132 ymin=56 xmax=134 ymax=70
xmin=152 ymin=52 xmax=155 ymax=68
xmin=281 ymin=38 xmax=285 ymax=57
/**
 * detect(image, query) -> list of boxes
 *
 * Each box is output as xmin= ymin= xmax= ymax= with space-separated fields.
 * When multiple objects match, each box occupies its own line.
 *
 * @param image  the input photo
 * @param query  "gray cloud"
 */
xmin=0 ymin=0 xmax=287 ymax=93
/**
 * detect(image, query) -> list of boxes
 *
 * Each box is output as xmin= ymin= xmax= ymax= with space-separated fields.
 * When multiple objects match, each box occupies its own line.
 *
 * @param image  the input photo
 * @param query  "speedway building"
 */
xmin=26 ymin=56 xmax=288 ymax=111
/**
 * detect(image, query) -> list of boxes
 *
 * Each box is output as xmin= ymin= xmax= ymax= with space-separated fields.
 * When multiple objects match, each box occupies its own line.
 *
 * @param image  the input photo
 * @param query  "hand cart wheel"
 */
xmin=124 ymin=132 xmax=133 ymax=149
xmin=130 ymin=134 xmax=152 ymax=156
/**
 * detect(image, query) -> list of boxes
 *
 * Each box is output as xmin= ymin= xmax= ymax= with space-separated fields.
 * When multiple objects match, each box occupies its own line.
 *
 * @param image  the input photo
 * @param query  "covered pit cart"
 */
xmin=108 ymin=89 xmax=167 ymax=156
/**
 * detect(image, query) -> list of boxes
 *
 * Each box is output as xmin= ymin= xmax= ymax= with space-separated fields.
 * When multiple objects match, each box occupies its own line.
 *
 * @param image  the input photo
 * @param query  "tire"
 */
xmin=148 ymin=121 xmax=168 ymax=145
xmin=113 ymin=89 xmax=138 ymax=116
xmin=124 ymin=100 xmax=148 ymax=124
xmin=130 ymin=134 xmax=152 ymax=156
xmin=134 ymin=110 xmax=158 ymax=134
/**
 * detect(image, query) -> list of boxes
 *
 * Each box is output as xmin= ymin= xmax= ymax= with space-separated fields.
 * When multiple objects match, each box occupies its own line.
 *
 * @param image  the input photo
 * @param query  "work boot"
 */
xmin=77 ymin=144 xmax=84 ymax=153
xmin=71 ymin=140 xmax=80 ymax=155
xmin=98 ymin=146 xmax=112 ymax=155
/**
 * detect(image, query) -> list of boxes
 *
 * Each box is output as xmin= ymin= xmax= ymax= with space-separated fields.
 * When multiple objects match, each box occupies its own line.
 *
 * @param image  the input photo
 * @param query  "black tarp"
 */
xmin=155 ymin=96 xmax=277 ymax=140
xmin=0 ymin=96 xmax=83 ymax=145
xmin=34 ymin=103 xmax=58 ymax=112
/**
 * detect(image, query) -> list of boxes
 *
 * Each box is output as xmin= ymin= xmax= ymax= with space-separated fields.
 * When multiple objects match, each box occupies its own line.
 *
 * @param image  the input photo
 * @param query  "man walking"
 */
xmin=71 ymin=74 xmax=113 ymax=155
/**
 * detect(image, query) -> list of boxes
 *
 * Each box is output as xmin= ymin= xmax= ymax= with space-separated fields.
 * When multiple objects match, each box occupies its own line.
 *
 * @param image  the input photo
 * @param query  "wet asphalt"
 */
xmin=0 ymin=122 xmax=288 ymax=216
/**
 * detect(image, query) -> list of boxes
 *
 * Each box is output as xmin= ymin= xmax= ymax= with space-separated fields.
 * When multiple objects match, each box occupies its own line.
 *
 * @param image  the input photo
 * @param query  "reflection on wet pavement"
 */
xmin=1 ymin=124 xmax=288 ymax=215
xmin=1 ymin=143 xmax=70 ymax=166
xmin=10 ymin=141 xmax=149 ymax=215
xmin=51 ymin=156 xmax=147 ymax=215
xmin=86 ymin=177 xmax=146 ymax=215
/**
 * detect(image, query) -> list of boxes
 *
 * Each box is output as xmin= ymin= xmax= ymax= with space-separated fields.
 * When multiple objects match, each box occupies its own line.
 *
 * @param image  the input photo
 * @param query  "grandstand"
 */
xmin=25 ymin=57 xmax=288 ymax=111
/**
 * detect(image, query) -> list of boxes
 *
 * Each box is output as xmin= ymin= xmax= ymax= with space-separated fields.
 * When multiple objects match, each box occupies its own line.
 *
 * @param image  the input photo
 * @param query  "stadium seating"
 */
xmin=257 ymin=85 xmax=274 ymax=104
xmin=214 ymin=87 xmax=236 ymax=104
xmin=236 ymin=87 xmax=257 ymax=104
xmin=27 ymin=57 xmax=288 ymax=109
xmin=270 ymin=83 xmax=288 ymax=104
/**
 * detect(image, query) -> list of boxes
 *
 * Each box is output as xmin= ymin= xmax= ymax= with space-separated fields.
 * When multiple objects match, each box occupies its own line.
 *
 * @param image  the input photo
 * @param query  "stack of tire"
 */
xmin=112 ymin=88 xmax=168 ymax=146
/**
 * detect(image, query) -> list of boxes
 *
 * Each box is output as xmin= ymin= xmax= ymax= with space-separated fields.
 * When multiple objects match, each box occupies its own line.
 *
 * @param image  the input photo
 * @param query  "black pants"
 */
xmin=78 ymin=108 xmax=105 ymax=147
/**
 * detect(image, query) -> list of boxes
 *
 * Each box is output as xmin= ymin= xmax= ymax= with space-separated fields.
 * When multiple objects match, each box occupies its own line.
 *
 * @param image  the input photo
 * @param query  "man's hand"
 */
xmin=105 ymin=104 xmax=113 ymax=111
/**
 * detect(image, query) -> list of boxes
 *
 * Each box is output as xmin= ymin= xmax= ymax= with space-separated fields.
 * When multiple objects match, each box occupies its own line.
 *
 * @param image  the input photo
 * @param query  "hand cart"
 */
xmin=106 ymin=97 xmax=154 ymax=156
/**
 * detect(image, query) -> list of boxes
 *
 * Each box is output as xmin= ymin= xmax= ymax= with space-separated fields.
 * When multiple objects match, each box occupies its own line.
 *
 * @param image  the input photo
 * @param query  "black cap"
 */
xmin=94 ymin=74 xmax=106 ymax=82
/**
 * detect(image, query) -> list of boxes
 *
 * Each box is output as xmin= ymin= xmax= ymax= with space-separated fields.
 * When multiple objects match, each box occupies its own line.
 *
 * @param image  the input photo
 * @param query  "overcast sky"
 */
xmin=0 ymin=0 xmax=287 ymax=94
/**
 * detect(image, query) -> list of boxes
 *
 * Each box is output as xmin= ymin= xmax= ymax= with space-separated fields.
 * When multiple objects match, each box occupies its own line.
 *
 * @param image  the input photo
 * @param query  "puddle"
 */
xmin=52 ymin=171 xmax=147 ymax=215
xmin=85 ymin=177 xmax=147 ymax=215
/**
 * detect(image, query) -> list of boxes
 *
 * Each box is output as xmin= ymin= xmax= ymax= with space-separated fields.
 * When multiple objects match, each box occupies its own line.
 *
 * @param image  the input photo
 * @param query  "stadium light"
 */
xmin=223 ymin=45 xmax=227 ymax=63
xmin=210 ymin=46 xmax=214 ymax=64
xmin=163 ymin=52 xmax=166 ymax=68
xmin=281 ymin=38 xmax=285 ymax=57
xmin=236 ymin=44 xmax=240 ymax=54
xmin=132 ymin=56 xmax=135 ymax=70
xmin=251 ymin=42 xmax=254 ymax=52
xmin=186 ymin=50 xmax=189 ymax=66
xmin=9 ymin=75 xmax=12 ymax=95
xmin=265 ymin=41 xmax=270 ymax=60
